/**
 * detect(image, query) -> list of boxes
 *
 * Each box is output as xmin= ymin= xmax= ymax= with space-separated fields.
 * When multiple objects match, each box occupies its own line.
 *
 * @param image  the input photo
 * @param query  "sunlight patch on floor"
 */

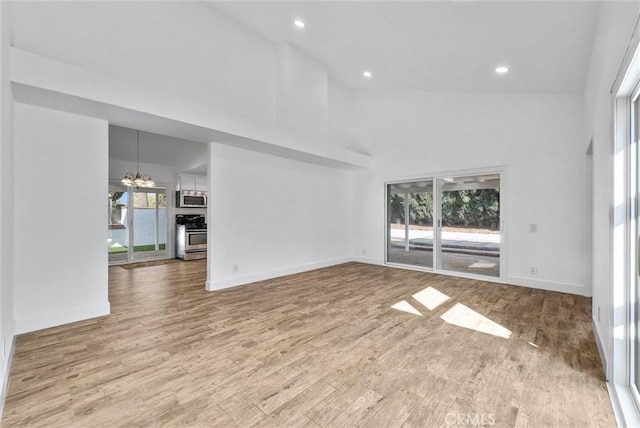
xmin=412 ymin=286 xmax=450 ymax=310
xmin=440 ymin=303 xmax=511 ymax=339
xmin=392 ymin=300 xmax=423 ymax=316
xmin=468 ymin=262 xmax=496 ymax=269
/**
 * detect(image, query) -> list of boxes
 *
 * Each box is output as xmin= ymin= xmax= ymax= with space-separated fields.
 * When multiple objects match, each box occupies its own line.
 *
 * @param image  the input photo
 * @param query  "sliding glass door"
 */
xmin=108 ymin=184 xmax=168 ymax=264
xmin=387 ymin=181 xmax=434 ymax=268
xmin=436 ymin=174 xmax=501 ymax=277
xmin=132 ymin=188 xmax=167 ymax=258
xmin=386 ymin=171 xmax=502 ymax=280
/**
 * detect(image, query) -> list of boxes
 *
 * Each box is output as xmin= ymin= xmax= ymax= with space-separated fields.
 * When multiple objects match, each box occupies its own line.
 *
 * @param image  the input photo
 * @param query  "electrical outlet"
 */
xmin=233 ymin=265 xmax=238 ymax=273
xmin=361 ymin=248 xmax=367 ymax=256
xmin=598 ymin=306 xmax=601 ymax=322
xmin=529 ymin=224 xmax=537 ymax=233
xmin=530 ymin=266 xmax=538 ymax=275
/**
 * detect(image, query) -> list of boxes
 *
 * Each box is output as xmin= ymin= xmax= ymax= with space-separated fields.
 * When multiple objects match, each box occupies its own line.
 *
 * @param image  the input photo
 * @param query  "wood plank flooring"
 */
xmin=2 ymin=261 xmax=614 ymax=427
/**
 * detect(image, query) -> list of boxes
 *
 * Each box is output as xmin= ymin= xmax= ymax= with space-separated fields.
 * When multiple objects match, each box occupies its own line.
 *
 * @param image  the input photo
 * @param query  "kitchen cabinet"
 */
xmin=178 ymin=174 xmax=208 ymax=193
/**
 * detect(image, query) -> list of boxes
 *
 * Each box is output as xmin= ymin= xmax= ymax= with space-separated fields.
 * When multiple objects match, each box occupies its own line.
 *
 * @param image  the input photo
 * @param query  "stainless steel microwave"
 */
xmin=176 ymin=190 xmax=207 ymax=208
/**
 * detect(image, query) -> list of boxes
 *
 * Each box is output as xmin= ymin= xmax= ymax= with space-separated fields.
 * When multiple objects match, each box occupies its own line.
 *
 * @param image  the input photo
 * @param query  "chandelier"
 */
xmin=121 ymin=130 xmax=155 ymax=187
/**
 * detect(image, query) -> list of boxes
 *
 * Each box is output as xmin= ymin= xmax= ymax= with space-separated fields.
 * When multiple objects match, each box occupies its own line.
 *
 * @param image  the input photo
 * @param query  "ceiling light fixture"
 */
xmin=363 ymin=71 xmax=373 ymax=78
xmin=495 ymin=66 xmax=509 ymax=74
xmin=121 ymin=130 xmax=155 ymax=188
xmin=294 ymin=19 xmax=305 ymax=28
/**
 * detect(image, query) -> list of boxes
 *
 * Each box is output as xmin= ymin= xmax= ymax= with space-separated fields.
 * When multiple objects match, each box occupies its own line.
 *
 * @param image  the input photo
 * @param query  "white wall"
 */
xmin=10 ymin=2 xmax=277 ymax=127
xmin=206 ymin=144 xmax=351 ymax=290
xmin=13 ymin=103 xmax=109 ymax=334
xmin=351 ymin=91 xmax=590 ymax=295
xmin=9 ymin=2 xmax=356 ymax=150
xmin=277 ymin=43 xmax=328 ymax=143
xmin=328 ymin=76 xmax=362 ymax=153
xmin=0 ymin=0 xmax=15 ymax=403
xmin=583 ymin=1 xmax=640 ymax=374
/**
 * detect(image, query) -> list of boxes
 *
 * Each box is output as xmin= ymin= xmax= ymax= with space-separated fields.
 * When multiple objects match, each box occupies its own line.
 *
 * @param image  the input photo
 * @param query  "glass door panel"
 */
xmin=158 ymin=192 xmax=167 ymax=253
xmin=436 ymin=174 xmax=501 ymax=277
xmin=108 ymin=185 xmax=130 ymax=263
xmin=387 ymin=180 xmax=434 ymax=268
xmin=109 ymin=184 xmax=168 ymax=264
xmin=132 ymin=189 xmax=168 ymax=259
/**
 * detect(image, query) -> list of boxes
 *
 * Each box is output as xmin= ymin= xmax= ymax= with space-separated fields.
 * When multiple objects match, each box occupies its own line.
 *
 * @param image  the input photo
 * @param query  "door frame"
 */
xmin=108 ymin=181 xmax=170 ymax=265
xmin=108 ymin=183 xmax=131 ymax=264
xmin=384 ymin=165 xmax=507 ymax=283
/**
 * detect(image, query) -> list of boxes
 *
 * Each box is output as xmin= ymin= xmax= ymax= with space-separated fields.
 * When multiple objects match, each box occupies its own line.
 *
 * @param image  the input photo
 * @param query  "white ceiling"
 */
xmin=109 ymin=125 xmax=208 ymax=169
xmin=213 ymin=1 xmax=602 ymax=93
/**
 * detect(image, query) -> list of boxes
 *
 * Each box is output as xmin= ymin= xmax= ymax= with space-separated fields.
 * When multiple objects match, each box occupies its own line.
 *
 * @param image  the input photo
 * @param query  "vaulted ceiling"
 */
xmin=213 ymin=1 xmax=602 ymax=93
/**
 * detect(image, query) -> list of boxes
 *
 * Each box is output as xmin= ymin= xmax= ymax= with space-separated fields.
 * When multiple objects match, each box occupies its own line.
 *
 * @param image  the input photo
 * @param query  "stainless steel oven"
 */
xmin=185 ymin=229 xmax=207 ymax=251
xmin=176 ymin=214 xmax=207 ymax=260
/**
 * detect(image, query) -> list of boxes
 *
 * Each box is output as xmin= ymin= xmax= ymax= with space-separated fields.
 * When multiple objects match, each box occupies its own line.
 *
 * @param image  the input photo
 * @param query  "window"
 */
xmin=611 ymin=34 xmax=640 ymax=427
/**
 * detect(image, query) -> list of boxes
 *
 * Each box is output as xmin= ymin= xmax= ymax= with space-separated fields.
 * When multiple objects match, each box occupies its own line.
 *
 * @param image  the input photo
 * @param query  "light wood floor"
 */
xmin=2 ymin=262 xmax=614 ymax=427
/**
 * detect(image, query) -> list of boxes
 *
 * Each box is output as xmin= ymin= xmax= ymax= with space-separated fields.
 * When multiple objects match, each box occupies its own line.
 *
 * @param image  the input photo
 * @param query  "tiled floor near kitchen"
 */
xmin=2 ymin=261 xmax=614 ymax=427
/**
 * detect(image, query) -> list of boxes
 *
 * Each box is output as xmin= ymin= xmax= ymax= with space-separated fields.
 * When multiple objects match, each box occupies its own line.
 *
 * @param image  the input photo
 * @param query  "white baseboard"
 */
xmin=206 ymin=258 xmax=591 ymax=297
xmin=507 ymin=275 xmax=590 ymax=296
xmin=14 ymin=301 xmax=111 ymax=335
xmin=355 ymin=260 xmax=588 ymax=296
xmin=592 ymin=318 xmax=609 ymax=381
xmin=350 ymin=256 xmax=383 ymax=265
xmin=206 ymin=257 xmax=352 ymax=291
xmin=0 ymin=334 xmax=15 ymax=420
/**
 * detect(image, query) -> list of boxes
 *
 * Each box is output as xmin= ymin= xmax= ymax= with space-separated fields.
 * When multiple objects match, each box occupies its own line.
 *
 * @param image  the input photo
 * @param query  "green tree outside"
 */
xmin=389 ymin=189 xmax=500 ymax=230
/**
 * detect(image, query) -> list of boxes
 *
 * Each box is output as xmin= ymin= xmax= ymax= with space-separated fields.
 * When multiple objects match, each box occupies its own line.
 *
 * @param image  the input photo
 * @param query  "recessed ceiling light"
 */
xmin=495 ymin=66 xmax=509 ymax=74
xmin=294 ymin=20 xmax=305 ymax=29
xmin=363 ymin=71 xmax=373 ymax=78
